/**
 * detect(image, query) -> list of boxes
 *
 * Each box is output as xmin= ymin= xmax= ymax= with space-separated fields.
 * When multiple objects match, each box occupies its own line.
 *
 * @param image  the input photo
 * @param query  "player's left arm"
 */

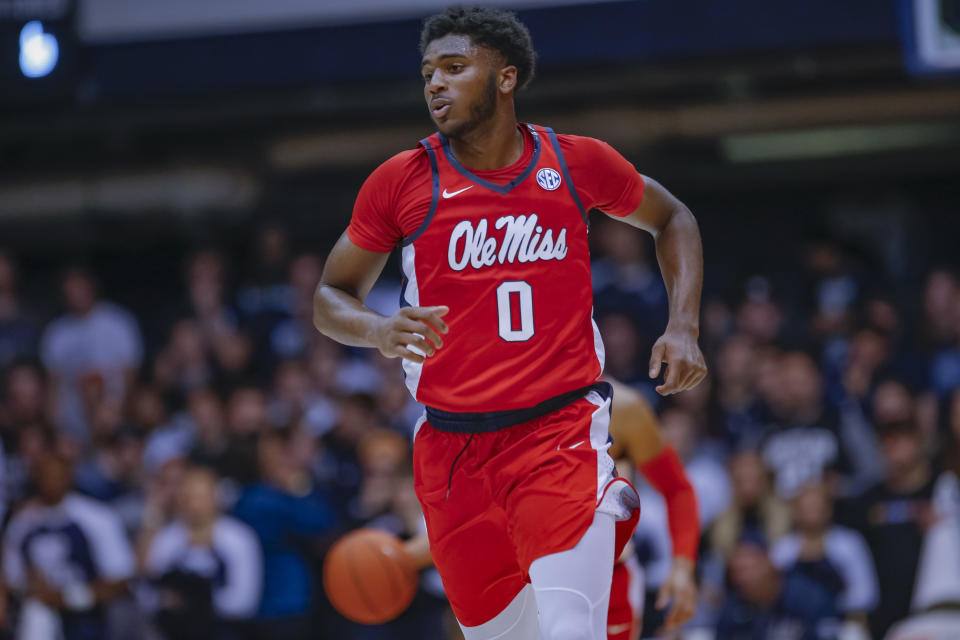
xmin=608 ymin=379 xmax=700 ymax=629
xmin=608 ymin=177 xmax=706 ymax=396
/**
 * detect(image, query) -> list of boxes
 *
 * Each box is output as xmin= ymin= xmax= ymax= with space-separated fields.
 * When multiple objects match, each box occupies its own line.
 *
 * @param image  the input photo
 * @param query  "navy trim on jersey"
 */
xmin=437 ymin=124 xmax=542 ymax=195
xmin=399 ymin=138 xmax=440 ymax=248
xmin=544 ymin=127 xmax=589 ymax=226
xmin=425 ymin=381 xmax=612 ymax=433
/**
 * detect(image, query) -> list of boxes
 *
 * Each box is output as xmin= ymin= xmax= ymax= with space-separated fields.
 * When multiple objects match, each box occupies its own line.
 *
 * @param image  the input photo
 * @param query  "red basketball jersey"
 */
xmin=400 ymin=124 xmax=606 ymax=412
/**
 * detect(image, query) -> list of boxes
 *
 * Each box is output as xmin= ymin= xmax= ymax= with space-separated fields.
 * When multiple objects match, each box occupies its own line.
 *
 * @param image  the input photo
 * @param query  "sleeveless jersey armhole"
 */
xmin=543 ymin=127 xmax=589 ymax=227
xmin=399 ymin=139 xmax=440 ymax=248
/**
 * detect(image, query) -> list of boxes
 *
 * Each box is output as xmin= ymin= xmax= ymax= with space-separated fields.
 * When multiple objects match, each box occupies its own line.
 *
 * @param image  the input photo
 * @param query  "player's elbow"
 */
xmin=312 ymin=284 xmax=334 ymax=336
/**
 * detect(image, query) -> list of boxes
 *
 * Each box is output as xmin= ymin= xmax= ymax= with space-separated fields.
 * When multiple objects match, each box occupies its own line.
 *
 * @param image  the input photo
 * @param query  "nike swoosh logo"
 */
xmin=557 ymin=440 xmax=586 ymax=451
xmin=607 ymin=623 xmax=632 ymax=635
xmin=442 ymin=186 xmax=473 ymax=198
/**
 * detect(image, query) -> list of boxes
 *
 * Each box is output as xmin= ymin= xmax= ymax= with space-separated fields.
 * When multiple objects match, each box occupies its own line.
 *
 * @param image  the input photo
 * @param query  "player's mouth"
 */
xmin=431 ymin=98 xmax=452 ymax=118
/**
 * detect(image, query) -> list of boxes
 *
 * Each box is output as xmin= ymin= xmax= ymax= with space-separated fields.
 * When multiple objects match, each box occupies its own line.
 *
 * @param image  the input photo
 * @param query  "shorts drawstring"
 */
xmin=446 ymin=433 xmax=474 ymax=500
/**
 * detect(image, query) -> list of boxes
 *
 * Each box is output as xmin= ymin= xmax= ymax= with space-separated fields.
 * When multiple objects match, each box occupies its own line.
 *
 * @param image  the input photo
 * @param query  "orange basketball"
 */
xmin=323 ymin=528 xmax=418 ymax=624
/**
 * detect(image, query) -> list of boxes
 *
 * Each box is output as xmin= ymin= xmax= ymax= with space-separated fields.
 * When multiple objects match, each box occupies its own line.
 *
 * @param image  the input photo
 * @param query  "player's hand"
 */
xmin=649 ymin=327 xmax=706 ymax=395
xmin=374 ymin=306 xmax=449 ymax=363
xmin=656 ymin=557 xmax=697 ymax=629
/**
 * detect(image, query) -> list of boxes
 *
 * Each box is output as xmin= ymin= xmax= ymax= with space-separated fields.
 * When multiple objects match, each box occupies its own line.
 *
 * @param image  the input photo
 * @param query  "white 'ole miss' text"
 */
xmin=447 ymin=214 xmax=568 ymax=271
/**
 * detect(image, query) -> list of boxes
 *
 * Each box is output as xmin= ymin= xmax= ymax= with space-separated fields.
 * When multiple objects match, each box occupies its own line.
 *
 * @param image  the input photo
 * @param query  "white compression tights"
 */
xmin=459 ymin=511 xmax=616 ymax=640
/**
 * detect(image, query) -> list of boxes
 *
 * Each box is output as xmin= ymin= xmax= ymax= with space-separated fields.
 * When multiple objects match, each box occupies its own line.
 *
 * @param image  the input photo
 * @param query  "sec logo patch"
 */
xmin=536 ymin=168 xmax=562 ymax=191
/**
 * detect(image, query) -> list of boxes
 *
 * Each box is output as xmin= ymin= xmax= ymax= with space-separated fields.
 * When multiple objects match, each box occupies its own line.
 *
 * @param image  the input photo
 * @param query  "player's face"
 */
xmin=421 ymin=34 xmax=501 ymax=138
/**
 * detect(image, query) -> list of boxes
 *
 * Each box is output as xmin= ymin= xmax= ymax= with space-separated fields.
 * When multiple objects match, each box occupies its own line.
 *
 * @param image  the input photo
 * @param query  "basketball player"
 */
xmin=313 ymin=7 xmax=706 ymax=639
xmin=403 ymin=379 xmax=700 ymax=640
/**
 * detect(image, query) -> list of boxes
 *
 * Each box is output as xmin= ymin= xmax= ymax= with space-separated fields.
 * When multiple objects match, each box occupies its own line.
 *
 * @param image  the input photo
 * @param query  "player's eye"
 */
xmin=449 ymin=63 xmax=464 ymax=73
xmin=422 ymin=71 xmax=433 ymax=83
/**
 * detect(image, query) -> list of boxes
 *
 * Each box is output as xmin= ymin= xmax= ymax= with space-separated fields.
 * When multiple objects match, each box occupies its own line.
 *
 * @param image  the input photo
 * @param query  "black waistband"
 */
xmin=425 ymin=381 xmax=612 ymax=433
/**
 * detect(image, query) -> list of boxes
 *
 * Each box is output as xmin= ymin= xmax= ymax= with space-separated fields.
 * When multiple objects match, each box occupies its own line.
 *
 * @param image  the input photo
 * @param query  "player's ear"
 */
xmin=498 ymin=65 xmax=518 ymax=94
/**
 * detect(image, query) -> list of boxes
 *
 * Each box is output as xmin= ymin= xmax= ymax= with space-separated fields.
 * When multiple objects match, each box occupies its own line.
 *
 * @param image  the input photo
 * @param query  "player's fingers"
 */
xmin=395 ymin=319 xmax=442 ymax=349
xmin=396 ymin=332 xmax=435 ymax=357
xmin=656 ymin=359 xmax=683 ymax=395
xmin=407 ymin=306 xmax=450 ymax=333
xmin=675 ymin=366 xmax=699 ymax=392
xmin=413 ymin=322 xmax=444 ymax=350
xmin=677 ymin=361 xmax=707 ymax=392
xmin=649 ymin=342 xmax=666 ymax=379
xmin=666 ymin=592 xmax=696 ymax=628
xmin=396 ymin=347 xmax=425 ymax=364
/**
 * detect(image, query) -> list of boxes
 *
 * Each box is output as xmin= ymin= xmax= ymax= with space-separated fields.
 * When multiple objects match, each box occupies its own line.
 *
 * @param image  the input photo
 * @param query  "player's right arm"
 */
xmin=313 ymin=149 xmax=449 ymax=363
xmin=313 ymin=234 xmax=449 ymax=364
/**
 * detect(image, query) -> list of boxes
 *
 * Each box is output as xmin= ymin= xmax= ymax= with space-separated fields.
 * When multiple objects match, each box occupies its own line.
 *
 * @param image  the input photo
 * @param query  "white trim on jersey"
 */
xmin=586 ymin=389 xmax=640 ymax=522
xmin=591 ymin=308 xmax=605 ymax=372
xmin=400 ymin=243 xmax=424 ymax=399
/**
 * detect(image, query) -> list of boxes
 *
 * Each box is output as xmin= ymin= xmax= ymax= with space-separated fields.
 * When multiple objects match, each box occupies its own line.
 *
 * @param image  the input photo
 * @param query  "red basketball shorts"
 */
xmin=607 ymin=555 xmax=644 ymax=640
xmin=412 ymin=387 xmax=641 ymax=627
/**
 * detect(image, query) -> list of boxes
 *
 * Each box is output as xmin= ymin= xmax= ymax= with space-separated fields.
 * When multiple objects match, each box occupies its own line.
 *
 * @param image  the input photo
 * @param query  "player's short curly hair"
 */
xmin=419 ymin=6 xmax=537 ymax=90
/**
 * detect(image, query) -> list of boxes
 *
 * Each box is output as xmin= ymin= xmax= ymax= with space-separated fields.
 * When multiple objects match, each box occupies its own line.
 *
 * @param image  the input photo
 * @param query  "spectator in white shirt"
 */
xmin=144 ymin=465 xmax=261 ymax=640
xmin=3 ymin=451 xmax=135 ymax=640
xmin=770 ymin=480 xmax=878 ymax=637
xmin=39 ymin=267 xmax=143 ymax=443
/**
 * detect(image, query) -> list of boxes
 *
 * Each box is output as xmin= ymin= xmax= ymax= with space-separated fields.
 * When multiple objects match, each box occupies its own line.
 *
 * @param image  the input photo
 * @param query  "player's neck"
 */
xmin=447 ymin=112 xmax=524 ymax=171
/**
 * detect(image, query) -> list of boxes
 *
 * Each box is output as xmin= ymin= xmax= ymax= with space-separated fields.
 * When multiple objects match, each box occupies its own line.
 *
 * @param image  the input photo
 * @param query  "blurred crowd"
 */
xmin=0 ymin=216 xmax=959 ymax=640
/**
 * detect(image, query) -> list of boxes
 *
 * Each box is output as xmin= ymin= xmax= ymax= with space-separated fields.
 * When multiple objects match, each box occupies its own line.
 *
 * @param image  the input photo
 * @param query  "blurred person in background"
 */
xmin=153 ymin=319 xmax=215 ymax=396
xmin=716 ymin=539 xmax=839 ymax=640
xmin=3 ymin=451 xmax=135 ymax=640
xmin=920 ymin=269 xmax=958 ymax=387
xmin=0 ymin=251 xmax=38 ymax=371
xmin=870 ymin=378 xmax=915 ymax=428
xmin=244 ymin=252 xmax=325 ymax=366
xmin=184 ymin=251 xmax=253 ymax=389
xmin=233 ymin=425 xmax=335 ymax=640
xmin=40 ymin=267 xmax=143 ymax=444
xmin=708 ymin=449 xmax=790 ymax=562
xmin=631 ymin=404 xmax=724 ymax=636
xmin=840 ymin=418 xmax=935 ymax=638
xmin=804 ymin=240 xmax=862 ymax=349
xmin=735 ymin=277 xmax=785 ymax=347
xmin=320 ymin=392 xmax=378 ymax=524
xmin=590 ymin=216 xmax=668 ymax=348
xmin=219 ymin=386 xmax=269 ymax=485
xmin=597 ymin=314 xmax=647 ymax=390
xmin=760 ymin=351 xmax=883 ymax=499
xmin=889 ymin=424 xmax=960 ymax=640
xmin=185 ymin=388 xmax=232 ymax=477
xmin=144 ymin=465 xmax=261 ymax=640
xmin=0 ymin=361 xmax=47 ymax=439
xmin=74 ymin=426 xmax=146 ymax=536
xmin=708 ymin=335 xmax=762 ymax=447
xmin=769 ymin=480 xmax=878 ymax=639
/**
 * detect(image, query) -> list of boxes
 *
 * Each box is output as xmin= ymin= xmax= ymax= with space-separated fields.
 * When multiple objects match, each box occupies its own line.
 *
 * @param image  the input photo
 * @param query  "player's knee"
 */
xmin=537 ymin=596 xmax=600 ymax=640
xmin=539 ymin=614 xmax=596 ymax=640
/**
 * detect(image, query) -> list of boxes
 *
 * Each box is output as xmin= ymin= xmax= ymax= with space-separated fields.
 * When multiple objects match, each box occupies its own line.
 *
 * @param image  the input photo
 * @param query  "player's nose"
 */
xmin=427 ymin=71 xmax=446 ymax=93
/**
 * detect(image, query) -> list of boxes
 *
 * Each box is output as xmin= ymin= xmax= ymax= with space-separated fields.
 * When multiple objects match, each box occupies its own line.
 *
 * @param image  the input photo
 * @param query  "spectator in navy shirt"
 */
xmin=770 ymin=481 xmax=878 ymax=638
xmin=841 ymin=418 xmax=935 ymax=638
xmin=234 ymin=425 xmax=335 ymax=640
xmin=145 ymin=465 xmax=261 ymax=640
xmin=3 ymin=452 xmax=134 ymax=640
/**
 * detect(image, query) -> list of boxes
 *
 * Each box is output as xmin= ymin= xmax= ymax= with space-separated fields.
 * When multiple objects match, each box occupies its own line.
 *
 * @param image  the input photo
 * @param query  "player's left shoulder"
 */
xmin=530 ymin=124 xmax=611 ymax=153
